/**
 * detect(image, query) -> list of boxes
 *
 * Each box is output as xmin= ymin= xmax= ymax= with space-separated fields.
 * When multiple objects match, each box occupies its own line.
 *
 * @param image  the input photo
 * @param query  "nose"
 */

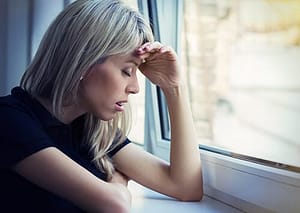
xmin=126 ymin=74 xmax=140 ymax=94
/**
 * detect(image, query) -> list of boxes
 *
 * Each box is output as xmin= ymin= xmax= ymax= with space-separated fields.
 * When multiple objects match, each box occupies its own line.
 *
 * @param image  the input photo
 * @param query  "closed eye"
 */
xmin=122 ymin=69 xmax=132 ymax=77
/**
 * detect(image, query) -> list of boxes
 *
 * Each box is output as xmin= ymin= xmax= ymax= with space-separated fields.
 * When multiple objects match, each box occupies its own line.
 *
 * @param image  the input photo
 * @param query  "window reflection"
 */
xmin=182 ymin=0 xmax=300 ymax=168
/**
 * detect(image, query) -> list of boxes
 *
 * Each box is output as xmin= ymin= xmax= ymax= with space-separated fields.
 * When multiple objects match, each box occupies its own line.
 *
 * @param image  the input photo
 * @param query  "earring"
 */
xmin=80 ymin=76 xmax=84 ymax=81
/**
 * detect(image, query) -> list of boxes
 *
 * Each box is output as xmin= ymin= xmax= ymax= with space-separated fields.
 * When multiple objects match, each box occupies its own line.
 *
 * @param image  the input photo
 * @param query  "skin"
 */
xmin=78 ymin=52 xmax=141 ymax=121
xmin=13 ymin=42 xmax=203 ymax=213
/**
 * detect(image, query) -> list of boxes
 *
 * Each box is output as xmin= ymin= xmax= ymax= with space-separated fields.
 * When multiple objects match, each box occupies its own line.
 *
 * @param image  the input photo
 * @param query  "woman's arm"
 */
xmin=112 ymin=42 xmax=203 ymax=201
xmin=13 ymin=147 xmax=131 ymax=212
xmin=163 ymin=84 xmax=203 ymax=201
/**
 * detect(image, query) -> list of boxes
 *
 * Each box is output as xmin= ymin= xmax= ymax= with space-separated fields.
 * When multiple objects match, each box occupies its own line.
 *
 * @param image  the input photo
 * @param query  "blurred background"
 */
xmin=181 ymin=0 xmax=300 ymax=168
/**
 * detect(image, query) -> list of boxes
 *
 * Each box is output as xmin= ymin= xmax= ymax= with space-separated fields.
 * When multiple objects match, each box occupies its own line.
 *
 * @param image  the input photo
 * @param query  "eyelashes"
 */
xmin=122 ymin=69 xmax=132 ymax=77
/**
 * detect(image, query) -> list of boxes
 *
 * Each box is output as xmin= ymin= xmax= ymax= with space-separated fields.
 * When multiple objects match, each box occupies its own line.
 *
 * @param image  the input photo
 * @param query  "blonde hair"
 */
xmin=20 ymin=0 xmax=154 ymax=180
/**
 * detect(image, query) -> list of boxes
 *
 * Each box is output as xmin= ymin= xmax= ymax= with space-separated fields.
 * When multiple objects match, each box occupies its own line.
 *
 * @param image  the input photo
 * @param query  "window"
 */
xmin=144 ymin=0 xmax=300 ymax=212
xmin=141 ymin=0 xmax=183 ymax=158
xmin=150 ymin=0 xmax=300 ymax=172
xmin=181 ymin=0 xmax=300 ymax=172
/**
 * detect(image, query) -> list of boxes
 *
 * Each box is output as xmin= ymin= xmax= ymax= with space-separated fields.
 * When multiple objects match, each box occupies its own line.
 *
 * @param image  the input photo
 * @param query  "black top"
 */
xmin=0 ymin=87 xmax=130 ymax=212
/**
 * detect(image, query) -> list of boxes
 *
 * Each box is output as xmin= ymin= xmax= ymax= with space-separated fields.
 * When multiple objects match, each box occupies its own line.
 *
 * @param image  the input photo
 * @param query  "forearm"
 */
xmin=134 ymin=42 xmax=202 ymax=200
xmin=162 ymin=84 xmax=203 ymax=199
xmin=13 ymin=147 xmax=131 ymax=212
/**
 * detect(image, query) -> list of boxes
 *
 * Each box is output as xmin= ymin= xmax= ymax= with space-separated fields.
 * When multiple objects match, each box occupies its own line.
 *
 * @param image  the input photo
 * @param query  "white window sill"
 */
xmin=147 ymin=142 xmax=300 ymax=212
xmin=201 ymin=149 xmax=300 ymax=213
xmin=129 ymin=181 xmax=243 ymax=213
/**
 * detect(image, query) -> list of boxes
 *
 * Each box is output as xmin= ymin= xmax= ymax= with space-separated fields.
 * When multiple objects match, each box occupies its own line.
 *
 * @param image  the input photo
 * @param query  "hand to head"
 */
xmin=136 ymin=42 xmax=181 ymax=90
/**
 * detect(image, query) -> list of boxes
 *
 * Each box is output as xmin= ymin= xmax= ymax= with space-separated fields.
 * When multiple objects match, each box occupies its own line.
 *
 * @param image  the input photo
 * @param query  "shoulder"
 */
xmin=0 ymin=89 xmax=41 ymax=131
xmin=0 ymin=87 xmax=55 ymax=168
xmin=0 ymin=87 xmax=59 ymax=129
xmin=0 ymin=87 xmax=37 ymax=120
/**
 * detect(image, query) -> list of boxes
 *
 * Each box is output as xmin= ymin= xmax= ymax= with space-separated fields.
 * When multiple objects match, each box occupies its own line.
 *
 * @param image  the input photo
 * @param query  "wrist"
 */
xmin=161 ymin=83 xmax=185 ymax=97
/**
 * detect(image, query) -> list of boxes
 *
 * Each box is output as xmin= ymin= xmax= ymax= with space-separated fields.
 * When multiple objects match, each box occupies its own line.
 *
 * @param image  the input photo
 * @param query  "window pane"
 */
xmin=128 ymin=71 xmax=146 ymax=144
xmin=181 ymin=0 xmax=300 ymax=169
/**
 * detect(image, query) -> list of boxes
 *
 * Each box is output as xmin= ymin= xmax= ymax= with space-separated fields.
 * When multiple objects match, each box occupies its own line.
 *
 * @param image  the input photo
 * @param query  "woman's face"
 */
xmin=78 ymin=52 xmax=142 ymax=121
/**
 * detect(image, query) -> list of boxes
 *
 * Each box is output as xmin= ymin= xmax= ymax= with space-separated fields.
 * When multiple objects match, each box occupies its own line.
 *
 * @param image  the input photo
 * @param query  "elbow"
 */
xmin=92 ymin=197 xmax=130 ymax=213
xmin=176 ymin=177 xmax=204 ymax=202
xmin=174 ymin=181 xmax=204 ymax=202
xmin=177 ymin=189 xmax=204 ymax=202
xmin=90 ymin=186 xmax=131 ymax=213
xmin=108 ymin=201 xmax=131 ymax=213
xmin=107 ymin=191 xmax=131 ymax=213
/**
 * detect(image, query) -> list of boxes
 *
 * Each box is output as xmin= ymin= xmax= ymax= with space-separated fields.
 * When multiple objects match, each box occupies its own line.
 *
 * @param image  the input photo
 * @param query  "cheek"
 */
xmin=83 ymin=67 xmax=111 ymax=95
xmin=78 ymin=77 xmax=107 ymax=110
xmin=85 ymin=65 xmax=117 ymax=91
xmin=87 ymin=73 xmax=125 ymax=97
xmin=81 ymin=77 xmax=122 ymax=109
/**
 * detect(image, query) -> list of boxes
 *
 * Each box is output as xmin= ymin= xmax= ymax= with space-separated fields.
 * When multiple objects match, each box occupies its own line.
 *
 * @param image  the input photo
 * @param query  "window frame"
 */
xmin=140 ymin=0 xmax=300 ymax=212
xmin=141 ymin=0 xmax=181 ymax=159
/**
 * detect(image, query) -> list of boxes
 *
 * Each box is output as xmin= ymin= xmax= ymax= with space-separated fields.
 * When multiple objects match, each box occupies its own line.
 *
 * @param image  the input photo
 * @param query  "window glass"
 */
xmin=128 ymin=70 xmax=146 ymax=145
xmin=181 ymin=0 xmax=300 ymax=169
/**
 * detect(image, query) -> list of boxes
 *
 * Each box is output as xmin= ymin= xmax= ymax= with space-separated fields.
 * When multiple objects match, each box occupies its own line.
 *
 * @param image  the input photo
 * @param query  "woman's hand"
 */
xmin=136 ymin=42 xmax=180 ymax=90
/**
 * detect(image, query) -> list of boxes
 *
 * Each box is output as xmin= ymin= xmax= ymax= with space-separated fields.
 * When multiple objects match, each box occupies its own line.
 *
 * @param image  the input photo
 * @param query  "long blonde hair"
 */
xmin=20 ymin=0 xmax=154 ymax=180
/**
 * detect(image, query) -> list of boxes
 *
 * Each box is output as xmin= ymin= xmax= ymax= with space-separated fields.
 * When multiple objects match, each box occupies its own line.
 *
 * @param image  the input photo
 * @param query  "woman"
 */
xmin=0 ymin=0 xmax=203 ymax=212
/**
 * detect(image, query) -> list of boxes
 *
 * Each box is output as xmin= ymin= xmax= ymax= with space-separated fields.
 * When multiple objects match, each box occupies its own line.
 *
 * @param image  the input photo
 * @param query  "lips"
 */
xmin=115 ymin=101 xmax=127 ymax=111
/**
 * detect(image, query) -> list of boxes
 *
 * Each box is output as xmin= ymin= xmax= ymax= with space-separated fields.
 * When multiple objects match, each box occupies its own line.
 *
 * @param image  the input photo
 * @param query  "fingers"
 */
xmin=136 ymin=42 xmax=175 ymax=65
xmin=136 ymin=41 xmax=169 ymax=55
xmin=159 ymin=45 xmax=173 ymax=53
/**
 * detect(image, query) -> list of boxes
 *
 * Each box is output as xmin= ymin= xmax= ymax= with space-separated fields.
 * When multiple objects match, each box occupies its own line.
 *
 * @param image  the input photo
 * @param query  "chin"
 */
xmin=101 ymin=117 xmax=114 ymax=121
xmin=94 ymin=112 xmax=116 ymax=121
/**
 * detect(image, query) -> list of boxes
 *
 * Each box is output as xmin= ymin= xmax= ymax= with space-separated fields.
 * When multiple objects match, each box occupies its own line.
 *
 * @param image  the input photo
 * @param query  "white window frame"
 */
xmin=140 ymin=0 xmax=300 ymax=212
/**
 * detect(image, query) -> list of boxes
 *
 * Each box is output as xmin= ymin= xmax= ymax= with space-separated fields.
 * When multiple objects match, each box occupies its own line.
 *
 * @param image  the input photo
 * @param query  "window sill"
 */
xmin=129 ymin=181 xmax=243 ymax=213
xmin=201 ymin=148 xmax=300 ymax=213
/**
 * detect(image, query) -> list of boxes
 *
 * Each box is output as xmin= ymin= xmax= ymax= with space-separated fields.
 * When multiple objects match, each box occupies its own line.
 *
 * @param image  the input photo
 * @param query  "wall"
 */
xmin=0 ymin=0 xmax=64 ymax=95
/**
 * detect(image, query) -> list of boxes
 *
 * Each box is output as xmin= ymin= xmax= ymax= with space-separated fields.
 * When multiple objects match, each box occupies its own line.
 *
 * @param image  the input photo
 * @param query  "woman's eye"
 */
xmin=122 ymin=69 xmax=132 ymax=77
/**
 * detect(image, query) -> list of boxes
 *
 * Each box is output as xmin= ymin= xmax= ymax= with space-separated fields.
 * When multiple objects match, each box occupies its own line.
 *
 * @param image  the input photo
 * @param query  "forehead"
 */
xmin=109 ymin=51 xmax=141 ymax=66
